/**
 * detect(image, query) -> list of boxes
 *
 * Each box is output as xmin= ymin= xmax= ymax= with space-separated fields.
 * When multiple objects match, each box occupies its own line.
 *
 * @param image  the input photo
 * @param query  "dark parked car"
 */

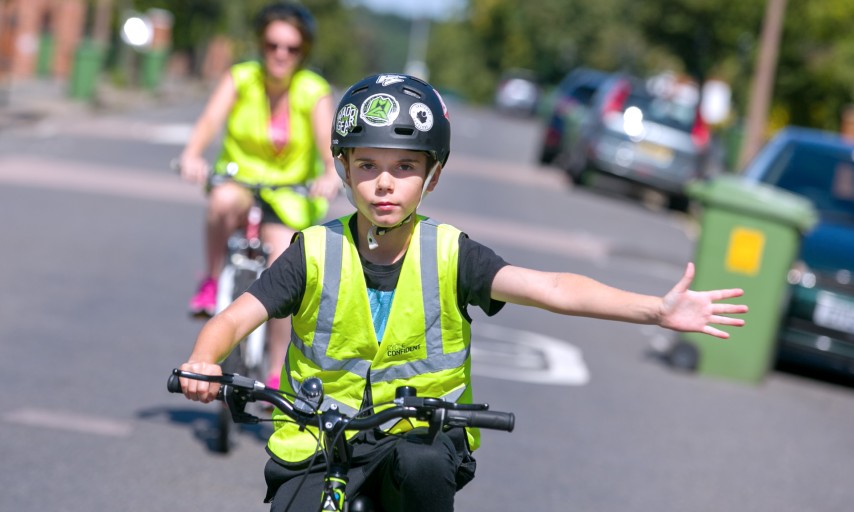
xmin=573 ymin=74 xmax=714 ymax=210
xmin=743 ymin=127 xmax=854 ymax=375
xmin=538 ymin=68 xmax=611 ymax=167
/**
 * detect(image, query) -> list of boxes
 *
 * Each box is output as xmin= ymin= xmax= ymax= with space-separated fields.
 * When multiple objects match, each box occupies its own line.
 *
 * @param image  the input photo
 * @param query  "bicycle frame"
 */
xmin=216 ymin=202 xmax=269 ymax=370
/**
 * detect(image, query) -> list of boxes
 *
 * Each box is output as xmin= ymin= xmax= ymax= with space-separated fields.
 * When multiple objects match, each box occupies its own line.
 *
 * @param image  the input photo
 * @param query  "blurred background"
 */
xmin=2 ymin=1 xmax=854 ymax=511
xmin=3 ymin=0 xmax=854 ymax=139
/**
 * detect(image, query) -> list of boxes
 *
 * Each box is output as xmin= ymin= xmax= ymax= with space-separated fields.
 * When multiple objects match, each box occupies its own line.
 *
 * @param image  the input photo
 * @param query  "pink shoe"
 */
xmin=265 ymin=374 xmax=281 ymax=390
xmin=189 ymin=277 xmax=217 ymax=317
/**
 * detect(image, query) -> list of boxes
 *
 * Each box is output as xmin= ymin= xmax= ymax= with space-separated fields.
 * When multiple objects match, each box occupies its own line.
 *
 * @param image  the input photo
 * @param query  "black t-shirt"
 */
xmin=248 ymin=216 xmax=509 ymax=322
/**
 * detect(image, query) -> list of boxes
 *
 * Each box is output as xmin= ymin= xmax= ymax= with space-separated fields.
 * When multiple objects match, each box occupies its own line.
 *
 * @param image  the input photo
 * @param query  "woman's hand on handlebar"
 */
xmin=310 ymin=172 xmax=341 ymax=201
xmin=178 ymin=361 xmax=223 ymax=403
xmin=178 ymin=154 xmax=210 ymax=185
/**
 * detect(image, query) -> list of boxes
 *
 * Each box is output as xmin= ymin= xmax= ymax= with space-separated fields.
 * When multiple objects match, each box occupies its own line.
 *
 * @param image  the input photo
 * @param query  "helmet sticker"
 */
xmin=360 ymin=94 xmax=400 ymax=127
xmin=335 ymin=103 xmax=358 ymax=137
xmin=376 ymin=74 xmax=406 ymax=86
xmin=409 ymin=103 xmax=433 ymax=132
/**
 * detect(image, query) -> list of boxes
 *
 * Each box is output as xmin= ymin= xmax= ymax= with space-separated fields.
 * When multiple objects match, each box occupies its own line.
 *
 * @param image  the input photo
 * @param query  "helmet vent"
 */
xmin=393 ymin=127 xmax=415 ymax=137
xmin=401 ymin=86 xmax=422 ymax=99
xmin=350 ymin=85 xmax=370 ymax=96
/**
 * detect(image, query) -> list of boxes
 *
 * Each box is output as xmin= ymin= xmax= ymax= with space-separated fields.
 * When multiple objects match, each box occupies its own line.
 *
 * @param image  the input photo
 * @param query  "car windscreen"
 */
xmin=624 ymin=92 xmax=696 ymax=132
xmin=762 ymin=142 xmax=854 ymax=221
xmin=569 ymin=84 xmax=600 ymax=106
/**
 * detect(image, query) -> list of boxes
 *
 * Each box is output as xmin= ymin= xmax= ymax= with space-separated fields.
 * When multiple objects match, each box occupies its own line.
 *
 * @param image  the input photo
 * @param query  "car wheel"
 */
xmin=539 ymin=145 xmax=558 ymax=165
xmin=668 ymin=193 xmax=691 ymax=212
xmin=562 ymin=152 xmax=589 ymax=186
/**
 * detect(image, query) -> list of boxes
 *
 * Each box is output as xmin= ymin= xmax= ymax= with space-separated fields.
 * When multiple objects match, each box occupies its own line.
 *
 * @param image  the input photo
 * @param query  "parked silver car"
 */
xmin=573 ymin=74 xmax=714 ymax=210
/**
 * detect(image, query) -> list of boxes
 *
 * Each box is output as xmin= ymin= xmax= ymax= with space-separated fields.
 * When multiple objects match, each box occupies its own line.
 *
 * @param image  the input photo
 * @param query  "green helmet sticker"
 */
xmin=335 ymin=103 xmax=358 ymax=137
xmin=360 ymin=93 xmax=400 ymax=127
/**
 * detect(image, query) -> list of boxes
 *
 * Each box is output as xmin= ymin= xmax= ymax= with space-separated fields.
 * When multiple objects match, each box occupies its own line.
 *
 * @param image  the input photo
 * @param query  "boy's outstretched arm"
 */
xmin=491 ymin=262 xmax=747 ymax=339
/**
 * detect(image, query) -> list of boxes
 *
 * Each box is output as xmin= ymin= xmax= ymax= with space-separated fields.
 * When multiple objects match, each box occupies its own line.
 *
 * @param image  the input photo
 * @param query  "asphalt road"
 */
xmin=1 ymin=92 xmax=853 ymax=512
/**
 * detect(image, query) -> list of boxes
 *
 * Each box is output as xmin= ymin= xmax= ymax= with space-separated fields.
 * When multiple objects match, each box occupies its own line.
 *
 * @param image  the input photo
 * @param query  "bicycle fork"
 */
xmin=321 ymin=467 xmax=348 ymax=511
xmin=319 ymin=407 xmax=355 ymax=511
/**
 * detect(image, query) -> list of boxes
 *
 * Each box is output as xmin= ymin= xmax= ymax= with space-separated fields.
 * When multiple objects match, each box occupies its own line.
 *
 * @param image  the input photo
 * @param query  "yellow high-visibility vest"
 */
xmin=267 ymin=215 xmax=478 ymax=463
xmin=216 ymin=62 xmax=329 ymax=229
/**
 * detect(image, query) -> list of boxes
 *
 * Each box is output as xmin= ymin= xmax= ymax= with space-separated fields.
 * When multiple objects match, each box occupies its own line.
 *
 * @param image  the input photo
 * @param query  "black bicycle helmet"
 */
xmin=332 ymin=74 xmax=451 ymax=167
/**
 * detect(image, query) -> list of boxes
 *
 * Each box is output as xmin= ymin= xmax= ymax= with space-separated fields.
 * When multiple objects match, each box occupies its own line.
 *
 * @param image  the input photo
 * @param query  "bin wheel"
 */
xmin=667 ymin=340 xmax=699 ymax=372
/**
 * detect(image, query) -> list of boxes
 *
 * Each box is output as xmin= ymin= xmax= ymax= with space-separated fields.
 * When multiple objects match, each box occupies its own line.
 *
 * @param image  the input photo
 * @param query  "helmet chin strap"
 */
xmin=366 ymin=162 xmax=440 ymax=251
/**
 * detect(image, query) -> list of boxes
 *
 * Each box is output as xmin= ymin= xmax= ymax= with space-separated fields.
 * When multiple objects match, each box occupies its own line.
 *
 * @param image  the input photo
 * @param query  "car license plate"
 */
xmin=637 ymin=142 xmax=673 ymax=164
xmin=814 ymin=291 xmax=854 ymax=334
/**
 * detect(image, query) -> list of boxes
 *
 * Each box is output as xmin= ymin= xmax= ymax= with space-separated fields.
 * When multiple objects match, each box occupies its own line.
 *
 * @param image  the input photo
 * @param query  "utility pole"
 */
xmin=93 ymin=0 xmax=113 ymax=45
xmin=404 ymin=16 xmax=430 ymax=81
xmin=738 ymin=0 xmax=787 ymax=169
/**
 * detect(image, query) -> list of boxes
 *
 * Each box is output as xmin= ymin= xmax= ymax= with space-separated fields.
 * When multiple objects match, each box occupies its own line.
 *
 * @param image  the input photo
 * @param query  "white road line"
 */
xmin=472 ymin=323 xmax=590 ymax=386
xmin=3 ymin=408 xmax=133 ymax=437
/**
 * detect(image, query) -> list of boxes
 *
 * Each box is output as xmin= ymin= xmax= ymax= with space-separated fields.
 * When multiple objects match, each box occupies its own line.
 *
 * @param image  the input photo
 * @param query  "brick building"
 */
xmin=0 ymin=0 xmax=91 ymax=81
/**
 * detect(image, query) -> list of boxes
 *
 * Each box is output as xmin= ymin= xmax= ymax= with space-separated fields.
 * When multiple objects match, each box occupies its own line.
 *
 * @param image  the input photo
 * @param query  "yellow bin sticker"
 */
xmin=725 ymin=227 xmax=765 ymax=276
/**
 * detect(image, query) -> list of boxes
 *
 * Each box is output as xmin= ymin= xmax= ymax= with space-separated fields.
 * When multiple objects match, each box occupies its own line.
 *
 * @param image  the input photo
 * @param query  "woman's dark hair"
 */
xmin=253 ymin=2 xmax=316 ymax=59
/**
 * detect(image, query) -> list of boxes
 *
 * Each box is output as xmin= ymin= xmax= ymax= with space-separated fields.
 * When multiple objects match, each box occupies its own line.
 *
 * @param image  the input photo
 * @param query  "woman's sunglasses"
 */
xmin=264 ymin=41 xmax=302 ymax=55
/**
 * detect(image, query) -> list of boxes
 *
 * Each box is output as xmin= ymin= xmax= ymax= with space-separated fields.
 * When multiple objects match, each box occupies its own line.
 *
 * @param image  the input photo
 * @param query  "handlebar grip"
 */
xmin=446 ymin=410 xmax=515 ymax=432
xmin=167 ymin=374 xmax=183 ymax=393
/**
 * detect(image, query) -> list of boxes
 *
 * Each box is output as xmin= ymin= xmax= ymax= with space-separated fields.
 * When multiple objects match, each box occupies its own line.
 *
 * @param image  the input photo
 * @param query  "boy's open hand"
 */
xmin=659 ymin=263 xmax=748 ymax=339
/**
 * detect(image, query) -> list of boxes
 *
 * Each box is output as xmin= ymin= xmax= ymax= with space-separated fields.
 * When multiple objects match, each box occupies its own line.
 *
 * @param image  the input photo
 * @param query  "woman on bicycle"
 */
xmin=179 ymin=74 xmax=748 ymax=511
xmin=178 ymin=2 xmax=339 ymax=389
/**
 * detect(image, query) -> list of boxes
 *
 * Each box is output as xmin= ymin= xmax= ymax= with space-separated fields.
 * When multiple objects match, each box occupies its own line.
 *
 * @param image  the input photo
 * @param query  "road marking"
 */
xmin=4 ymin=408 xmax=133 ymax=437
xmin=0 ymin=155 xmax=204 ymax=205
xmin=472 ymin=323 xmax=590 ymax=386
xmin=147 ymin=123 xmax=196 ymax=145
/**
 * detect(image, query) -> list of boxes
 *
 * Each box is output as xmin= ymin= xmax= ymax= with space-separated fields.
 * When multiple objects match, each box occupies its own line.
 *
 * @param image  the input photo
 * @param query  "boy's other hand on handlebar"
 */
xmin=179 ymin=155 xmax=210 ymax=185
xmin=179 ymin=362 xmax=223 ymax=403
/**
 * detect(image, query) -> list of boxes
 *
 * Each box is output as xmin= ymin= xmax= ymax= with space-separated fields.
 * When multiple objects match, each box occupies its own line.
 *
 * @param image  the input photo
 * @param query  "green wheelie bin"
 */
xmin=669 ymin=176 xmax=818 ymax=384
xmin=68 ymin=39 xmax=106 ymax=101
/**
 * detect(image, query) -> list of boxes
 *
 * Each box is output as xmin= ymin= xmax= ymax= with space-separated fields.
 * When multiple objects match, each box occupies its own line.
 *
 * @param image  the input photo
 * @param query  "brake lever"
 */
xmin=223 ymin=384 xmax=260 ymax=424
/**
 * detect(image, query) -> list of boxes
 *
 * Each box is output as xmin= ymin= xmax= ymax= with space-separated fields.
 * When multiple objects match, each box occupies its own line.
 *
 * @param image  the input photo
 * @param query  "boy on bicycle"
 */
xmin=179 ymin=74 xmax=747 ymax=512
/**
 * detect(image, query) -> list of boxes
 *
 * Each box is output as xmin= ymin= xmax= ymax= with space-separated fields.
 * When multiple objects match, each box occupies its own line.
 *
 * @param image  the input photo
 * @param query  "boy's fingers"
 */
xmin=672 ymin=262 xmax=695 ymax=293
xmin=710 ymin=315 xmax=746 ymax=326
xmin=713 ymin=303 xmax=748 ymax=315
xmin=704 ymin=326 xmax=729 ymax=339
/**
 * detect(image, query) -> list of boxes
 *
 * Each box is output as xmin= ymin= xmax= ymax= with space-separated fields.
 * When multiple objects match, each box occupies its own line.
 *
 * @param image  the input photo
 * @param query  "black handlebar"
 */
xmin=168 ymin=370 xmax=515 ymax=433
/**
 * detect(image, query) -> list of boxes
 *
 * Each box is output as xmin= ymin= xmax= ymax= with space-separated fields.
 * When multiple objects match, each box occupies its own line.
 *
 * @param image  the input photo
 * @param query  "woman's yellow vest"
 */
xmin=215 ymin=62 xmax=330 ymax=229
xmin=267 ymin=215 xmax=479 ymax=463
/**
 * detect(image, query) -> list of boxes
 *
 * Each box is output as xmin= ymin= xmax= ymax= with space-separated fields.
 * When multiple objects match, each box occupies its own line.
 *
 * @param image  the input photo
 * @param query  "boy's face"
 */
xmin=344 ymin=147 xmax=440 ymax=228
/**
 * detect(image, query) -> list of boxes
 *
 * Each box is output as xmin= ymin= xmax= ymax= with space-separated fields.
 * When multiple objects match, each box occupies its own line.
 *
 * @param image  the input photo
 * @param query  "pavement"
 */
xmin=0 ymin=75 xmax=209 ymax=132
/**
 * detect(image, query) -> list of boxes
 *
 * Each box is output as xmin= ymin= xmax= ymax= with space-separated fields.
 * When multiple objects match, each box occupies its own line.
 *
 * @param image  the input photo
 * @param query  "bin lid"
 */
xmin=686 ymin=176 xmax=818 ymax=232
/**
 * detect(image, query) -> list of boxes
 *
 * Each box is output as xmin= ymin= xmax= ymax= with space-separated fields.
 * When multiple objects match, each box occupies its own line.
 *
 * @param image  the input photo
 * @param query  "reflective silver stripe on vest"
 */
xmin=294 ymin=218 xmax=469 ymax=383
xmin=371 ymin=219 xmax=470 ymax=383
xmin=290 ymin=219 xmax=372 ymax=376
